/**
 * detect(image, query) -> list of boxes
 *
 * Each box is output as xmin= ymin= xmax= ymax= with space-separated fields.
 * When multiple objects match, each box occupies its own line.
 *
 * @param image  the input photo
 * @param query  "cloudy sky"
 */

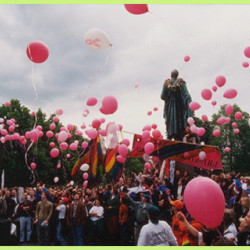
xmin=0 ymin=4 xmax=250 ymax=144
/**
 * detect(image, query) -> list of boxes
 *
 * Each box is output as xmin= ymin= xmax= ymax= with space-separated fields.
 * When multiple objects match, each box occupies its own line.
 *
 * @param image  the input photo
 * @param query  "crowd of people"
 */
xmin=0 ymin=165 xmax=249 ymax=246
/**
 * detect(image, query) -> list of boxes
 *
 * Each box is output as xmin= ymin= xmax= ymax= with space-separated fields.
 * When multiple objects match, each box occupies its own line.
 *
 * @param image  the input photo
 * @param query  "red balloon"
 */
xmin=26 ymin=41 xmax=49 ymax=63
xmin=124 ymin=4 xmax=148 ymax=15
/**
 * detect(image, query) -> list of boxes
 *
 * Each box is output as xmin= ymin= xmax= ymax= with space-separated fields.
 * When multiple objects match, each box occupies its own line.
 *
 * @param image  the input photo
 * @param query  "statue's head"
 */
xmin=171 ymin=69 xmax=179 ymax=78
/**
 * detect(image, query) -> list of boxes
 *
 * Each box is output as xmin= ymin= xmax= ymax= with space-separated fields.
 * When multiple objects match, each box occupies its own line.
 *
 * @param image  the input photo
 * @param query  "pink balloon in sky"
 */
xmin=234 ymin=128 xmax=240 ymax=134
xmin=5 ymin=101 xmax=11 ymax=107
xmin=124 ymin=4 xmax=148 ymax=15
xmin=134 ymin=83 xmax=139 ymax=88
xmin=232 ymin=122 xmax=237 ymax=128
xmin=121 ymin=138 xmax=130 ymax=147
xmin=81 ymin=141 xmax=88 ymax=149
xmin=152 ymin=129 xmax=161 ymax=139
xmin=60 ymin=142 xmax=68 ymax=151
xmin=242 ymin=62 xmax=249 ymax=68
xmin=56 ymin=109 xmax=63 ymax=115
xmin=53 ymin=116 xmax=59 ymax=122
xmin=118 ymin=144 xmax=128 ymax=157
xmin=144 ymin=142 xmax=154 ymax=155
xmin=224 ymin=147 xmax=231 ymax=152
xmin=142 ymin=125 xmax=151 ymax=132
xmin=50 ymin=123 xmax=56 ymax=130
xmin=225 ymin=104 xmax=234 ymax=116
xmin=101 ymin=95 xmax=118 ymax=115
xmin=92 ymin=119 xmax=101 ymax=129
xmin=69 ymin=143 xmax=77 ymax=151
xmin=215 ymin=75 xmax=226 ymax=87
xmin=49 ymin=142 xmax=55 ymax=147
xmin=217 ymin=117 xmax=226 ymax=125
xmin=86 ymin=129 xmax=98 ymax=139
xmin=26 ymin=41 xmax=49 ymax=63
xmin=116 ymin=155 xmax=126 ymax=163
xmin=244 ymin=46 xmax=250 ymax=58
xmin=197 ymin=127 xmax=205 ymax=136
xmin=50 ymin=148 xmax=59 ymax=158
xmin=153 ymin=107 xmax=158 ymax=111
xmin=99 ymin=129 xmax=107 ymax=137
xmin=151 ymin=123 xmax=157 ymax=129
xmin=87 ymin=97 xmax=98 ymax=106
xmin=212 ymin=86 xmax=217 ymax=92
xmin=201 ymin=89 xmax=212 ymax=101
xmin=189 ymin=101 xmax=201 ymax=111
xmin=147 ymin=111 xmax=152 ymax=116
xmin=46 ymin=131 xmax=53 ymax=138
xmin=30 ymin=163 xmax=36 ymax=169
xmin=223 ymin=89 xmax=237 ymax=99
xmin=213 ymin=130 xmax=220 ymax=137
xmin=211 ymin=100 xmax=217 ymax=106
xmin=142 ymin=130 xmax=151 ymax=142
xmin=184 ymin=55 xmax=190 ymax=62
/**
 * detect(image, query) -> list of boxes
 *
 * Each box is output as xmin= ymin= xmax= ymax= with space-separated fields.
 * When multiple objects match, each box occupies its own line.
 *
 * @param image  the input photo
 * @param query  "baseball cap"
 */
xmin=170 ymin=200 xmax=183 ymax=210
xmin=63 ymin=197 xmax=69 ymax=204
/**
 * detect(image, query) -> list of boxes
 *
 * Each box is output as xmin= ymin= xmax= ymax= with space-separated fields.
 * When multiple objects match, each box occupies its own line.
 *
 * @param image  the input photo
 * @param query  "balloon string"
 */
xmin=25 ymin=141 xmax=36 ymax=185
xmin=148 ymin=11 xmax=187 ymax=42
xmin=89 ymin=45 xmax=113 ymax=83
xmin=217 ymin=228 xmax=226 ymax=244
xmin=31 ymin=63 xmax=39 ymax=103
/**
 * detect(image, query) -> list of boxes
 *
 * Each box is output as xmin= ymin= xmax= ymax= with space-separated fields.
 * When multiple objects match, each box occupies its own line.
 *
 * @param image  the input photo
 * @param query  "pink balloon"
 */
xmin=224 ymin=147 xmax=231 ymax=152
xmin=100 ymin=106 xmax=109 ymax=115
xmin=187 ymin=117 xmax=194 ymax=126
xmin=116 ymin=155 xmax=126 ymax=163
xmin=81 ymin=123 xmax=86 ymax=129
xmin=21 ymin=139 xmax=27 ymax=145
xmin=83 ymin=173 xmax=89 ymax=180
xmin=60 ymin=142 xmax=68 ymax=151
xmin=211 ymin=100 xmax=217 ymax=106
xmin=87 ymin=97 xmax=98 ymax=106
xmin=99 ymin=129 xmax=107 ymax=137
xmin=142 ymin=130 xmax=151 ymax=141
xmin=10 ymin=135 xmax=15 ymax=141
xmin=81 ymin=141 xmax=88 ymax=149
xmin=66 ymin=154 xmax=71 ymax=159
xmin=118 ymin=124 xmax=123 ymax=132
xmin=197 ymin=127 xmax=205 ymax=136
xmin=201 ymin=115 xmax=208 ymax=122
xmin=124 ymin=4 xmax=148 ymax=15
xmin=50 ymin=123 xmax=56 ymax=130
xmin=30 ymin=129 xmax=39 ymax=143
xmin=121 ymin=138 xmax=130 ymax=147
xmin=6 ymin=120 xmax=13 ymax=126
xmin=31 ymin=111 xmax=36 ymax=116
xmin=30 ymin=162 xmax=36 ymax=169
xmin=235 ymin=111 xmax=242 ymax=120
xmin=19 ymin=135 xmax=25 ymax=141
xmin=232 ymin=122 xmax=237 ymax=128
xmin=86 ymin=129 xmax=98 ymax=139
xmin=190 ymin=125 xmax=197 ymax=134
xmin=67 ymin=124 xmax=74 ymax=132
xmin=144 ymin=162 xmax=151 ymax=169
xmin=49 ymin=142 xmax=55 ymax=147
xmin=153 ymin=107 xmax=158 ymax=112
xmin=213 ymin=130 xmax=220 ymax=137
xmin=56 ymin=109 xmax=63 ymax=115
xmin=75 ymin=129 xmax=83 ymax=136
xmin=212 ymin=86 xmax=217 ymax=92
xmin=8 ymin=125 xmax=15 ymax=133
xmin=83 ymin=180 xmax=88 ymax=189
xmin=152 ymin=129 xmax=161 ymax=139
xmin=26 ymin=41 xmax=49 ymax=63
xmin=0 ymin=137 xmax=5 ymax=143
xmin=151 ymin=123 xmax=157 ymax=129
xmin=225 ymin=117 xmax=231 ymax=123
xmin=46 ymin=131 xmax=54 ymax=138
xmin=92 ymin=119 xmax=101 ymax=129
xmin=100 ymin=118 xmax=105 ymax=124
xmin=142 ymin=125 xmax=151 ymax=132
xmin=58 ymin=131 xmax=68 ymax=142
xmin=25 ymin=131 xmax=31 ymax=138
xmin=53 ymin=116 xmax=60 ymax=122
xmin=5 ymin=135 xmax=10 ymax=141
xmin=223 ymin=89 xmax=237 ymax=99
xmin=215 ymin=75 xmax=226 ymax=87
xmin=189 ymin=101 xmax=201 ymax=111
xmin=234 ymin=128 xmax=240 ymax=134
xmin=201 ymin=89 xmax=212 ymax=101
xmin=68 ymin=133 xmax=72 ymax=139
xmin=244 ymin=46 xmax=250 ymax=58
xmin=242 ymin=62 xmax=249 ymax=68
xmin=217 ymin=117 xmax=226 ymax=125
xmin=57 ymin=164 xmax=61 ymax=169
xmin=147 ymin=111 xmax=152 ymax=116
xmin=5 ymin=101 xmax=11 ymax=107
xmin=69 ymin=143 xmax=77 ymax=151
xmin=225 ymin=104 xmax=233 ymax=116
xmin=184 ymin=55 xmax=190 ymax=62
xmin=101 ymin=95 xmax=118 ymax=115
xmin=152 ymin=156 xmax=160 ymax=164
xmin=184 ymin=177 xmax=225 ymax=228
xmin=38 ymin=131 xmax=43 ymax=138
xmin=134 ymin=83 xmax=139 ymax=88
xmin=36 ymin=125 xmax=43 ymax=131
xmin=50 ymin=148 xmax=59 ymax=158
xmin=144 ymin=142 xmax=154 ymax=155
xmin=118 ymin=144 xmax=128 ymax=157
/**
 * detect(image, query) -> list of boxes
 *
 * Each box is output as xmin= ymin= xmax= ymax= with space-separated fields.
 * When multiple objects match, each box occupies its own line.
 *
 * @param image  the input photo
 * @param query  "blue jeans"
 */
xmin=19 ymin=216 xmax=32 ymax=242
xmin=56 ymin=219 xmax=66 ymax=246
xmin=72 ymin=218 xmax=83 ymax=246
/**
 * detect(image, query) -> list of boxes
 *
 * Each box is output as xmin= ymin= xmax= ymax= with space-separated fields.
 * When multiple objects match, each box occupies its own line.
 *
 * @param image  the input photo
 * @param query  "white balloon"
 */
xmin=84 ymin=28 xmax=111 ymax=50
xmin=58 ymin=131 xmax=68 ymax=142
xmin=143 ymin=153 xmax=150 ymax=162
xmin=70 ymin=180 xmax=74 ymax=186
xmin=106 ymin=123 xmax=119 ymax=149
xmin=80 ymin=163 xmax=89 ymax=172
xmin=200 ymin=141 xmax=205 ymax=145
xmin=0 ymin=118 xmax=4 ymax=123
xmin=199 ymin=151 xmax=206 ymax=161
xmin=0 ymin=125 xmax=3 ymax=130
xmin=54 ymin=177 xmax=59 ymax=183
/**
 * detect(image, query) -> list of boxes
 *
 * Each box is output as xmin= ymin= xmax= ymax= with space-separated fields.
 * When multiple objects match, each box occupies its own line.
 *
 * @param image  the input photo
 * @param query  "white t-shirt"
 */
xmin=228 ymin=223 xmax=237 ymax=238
xmin=89 ymin=206 xmax=104 ymax=221
xmin=56 ymin=204 xmax=66 ymax=219
xmin=138 ymin=220 xmax=178 ymax=246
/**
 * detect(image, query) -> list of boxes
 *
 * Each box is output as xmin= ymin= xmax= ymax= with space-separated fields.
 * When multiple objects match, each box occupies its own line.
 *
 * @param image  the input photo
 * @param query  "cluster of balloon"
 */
xmin=84 ymin=28 xmax=112 ymax=50
xmin=100 ymin=95 xmax=118 ymax=115
xmin=184 ymin=177 xmax=225 ymax=228
xmin=26 ymin=41 xmax=49 ymax=63
xmin=124 ymin=4 xmax=149 ymax=15
xmin=187 ymin=117 xmax=206 ymax=137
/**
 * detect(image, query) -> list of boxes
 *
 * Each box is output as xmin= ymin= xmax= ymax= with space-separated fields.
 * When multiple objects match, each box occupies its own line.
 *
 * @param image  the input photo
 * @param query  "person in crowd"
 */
xmin=137 ymin=206 xmax=177 ymax=246
xmin=5 ymin=190 xmax=16 ymax=220
xmin=16 ymin=192 xmax=33 ymax=244
xmin=66 ymin=193 xmax=86 ymax=246
xmin=119 ymin=196 xmax=130 ymax=245
xmin=34 ymin=193 xmax=53 ymax=246
xmin=0 ymin=190 xmax=7 ymax=218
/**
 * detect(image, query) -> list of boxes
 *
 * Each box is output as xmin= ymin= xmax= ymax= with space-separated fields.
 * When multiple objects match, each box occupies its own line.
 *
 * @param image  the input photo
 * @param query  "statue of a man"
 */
xmin=161 ymin=69 xmax=193 ymax=141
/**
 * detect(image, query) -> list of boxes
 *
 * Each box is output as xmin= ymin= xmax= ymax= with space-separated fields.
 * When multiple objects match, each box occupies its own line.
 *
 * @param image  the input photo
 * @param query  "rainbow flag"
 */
xmin=105 ymin=148 xmax=123 ymax=182
xmin=65 ymin=182 xmax=71 ymax=189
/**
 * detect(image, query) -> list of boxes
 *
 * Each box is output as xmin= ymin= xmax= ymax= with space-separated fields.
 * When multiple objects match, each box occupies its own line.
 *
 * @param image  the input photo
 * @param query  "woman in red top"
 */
xmin=119 ymin=196 xmax=130 ymax=245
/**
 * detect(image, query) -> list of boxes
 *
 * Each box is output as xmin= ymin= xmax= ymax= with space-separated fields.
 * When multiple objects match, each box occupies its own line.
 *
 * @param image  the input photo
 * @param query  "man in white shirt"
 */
xmin=138 ymin=206 xmax=177 ymax=246
xmin=56 ymin=198 xmax=67 ymax=245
